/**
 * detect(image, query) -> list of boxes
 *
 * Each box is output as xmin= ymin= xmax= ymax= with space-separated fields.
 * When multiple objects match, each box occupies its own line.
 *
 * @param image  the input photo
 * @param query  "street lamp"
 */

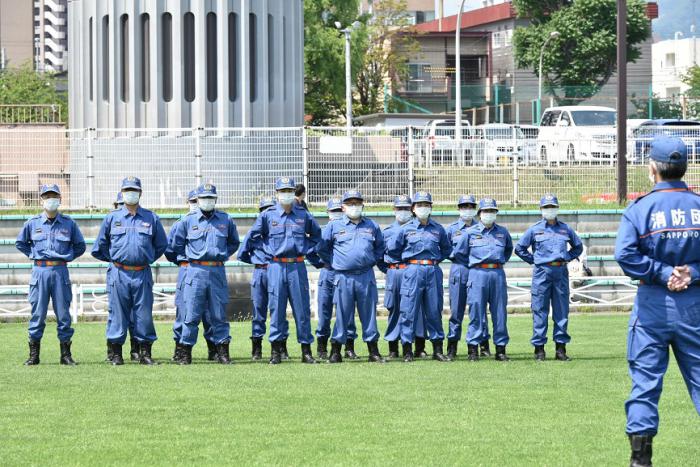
xmin=455 ymin=0 xmax=468 ymax=141
xmin=537 ymin=31 xmax=560 ymax=124
xmin=336 ymin=21 xmax=362 ymax=134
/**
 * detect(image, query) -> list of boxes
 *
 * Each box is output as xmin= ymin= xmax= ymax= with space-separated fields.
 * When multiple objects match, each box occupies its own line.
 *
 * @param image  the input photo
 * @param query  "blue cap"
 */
xmin=393 ymin=195 xmax=412 ymax=208
xmin=458 ymin=194 xmax=477 ymax=206
xmin=412 ymin=191 xmax=433 ymax=204
xmin=478 ymin=197 xmax=498 ymax=212
xmin=187 ymin=189 xmax=198 ymax=201
xmin=115 ymin=192 xmax=124 ymax=204
xmin=327 ymin=197 xmax=342 ymax=211
xmin=650 ymin=136 xmax=688 ymax=164
xmin=540 ymin=193 xmax=559 ymax=207
xmin=342 ymin=190 xmax=363 ymax=203
xmin=121 ymin=176 xmax=142 ymax=191
xmin=39 ymin=184 xmax=61 ymax=196
xmin=259 ymin=196 xmax=275 ymax=209
xmin=197 ymin=183 xmax=218 ymax=198
xmin=275 ymin=177 xmax=296 ymax=191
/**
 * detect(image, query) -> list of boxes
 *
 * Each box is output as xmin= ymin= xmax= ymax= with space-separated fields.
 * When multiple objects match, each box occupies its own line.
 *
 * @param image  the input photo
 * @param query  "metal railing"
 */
xmin=0 ymin=105 xmax=63 ymax=125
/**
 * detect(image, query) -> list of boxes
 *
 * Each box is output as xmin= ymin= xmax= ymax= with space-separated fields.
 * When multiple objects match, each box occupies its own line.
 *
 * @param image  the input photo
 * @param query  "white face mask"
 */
xmin=395 ymin=210 xmax=412 ymax=224
xmin=480 ymin=212 xmax=497 ymax=226
xmin=415 ymin=206 xmax=432 ymax=220
xmin=345 ymin=205 xmax=363 ymax=220
xmin=122 ymin=191 xmax=140 ymax=206
xmin=328 ymin=211 xmax=343 ymax=221
xmin=188 ymin=202 xmax=199 ymax=213
xmin=198 ymin=198 xmax=216 ymax=212
xmin=459 ymin=209 xmax=477 ymax=222
xmin=278 ymin=192 xmax=295 ymax=206
xmin=43 ymin=198 xmax=60 ymax=212
xmin=541 ymin=208 xmax=559 ymax=221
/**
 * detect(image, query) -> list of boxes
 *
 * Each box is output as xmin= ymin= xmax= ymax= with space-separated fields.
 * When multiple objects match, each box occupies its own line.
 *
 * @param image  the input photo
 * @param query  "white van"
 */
xmin=536 ymin=106 xmax=617 ymax=163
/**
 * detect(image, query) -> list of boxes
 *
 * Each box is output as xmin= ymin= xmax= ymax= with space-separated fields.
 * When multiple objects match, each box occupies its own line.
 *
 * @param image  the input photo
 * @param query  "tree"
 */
xmin=682 ymin=65 xmax=700 ymax=98
xmin=512 ymin=0 xmax=651 ymax=104
xmin=0 ymin=64 xmax=67 ymax=123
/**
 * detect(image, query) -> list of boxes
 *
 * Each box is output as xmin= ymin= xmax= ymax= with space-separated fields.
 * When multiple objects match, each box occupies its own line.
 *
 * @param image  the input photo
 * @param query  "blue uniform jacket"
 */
xmin=247 ymin=205 xmax=322 ymax=259
xmin=515 ymin=219 xmax=583 ymax=266
xmin=447 ymin=219 xmax=476 ymax=265
xmin=451 ymin=222 xmax=513 ymax=267
xmin=237 ymin=227 xmax=271 ymax=265
xmin=615 ymin=180 xmax=700 ymax=285
xmin=91 ymin=206 xmax=168 ymax=265
xmin=388 ymin=218 xmax=452 ymax=262
xmin=316 ymin=216 xmax=385 ymax=273
xmin=165 ymin=210 xmax=240 ymax=262
xmin=382 ymin=221 xmax=405 ymax=265
xmin=16 ymin=213 xmax=86 ymax=261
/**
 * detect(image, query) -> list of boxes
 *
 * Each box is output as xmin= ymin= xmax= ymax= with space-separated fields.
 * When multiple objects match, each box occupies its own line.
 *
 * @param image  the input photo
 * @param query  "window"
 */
xmin=406 ymin=63 xmax=431 ymax=93
xmin=162 ymin=13 xmax=172 ymax=102
xmin=120 ymin=14 xmax=129 ymax=102
xmin=249 ymin=13 xmax=257 ymax=102
xmin=89 ymin=17 xmax=93 ymax=101
xmin=268 ymin=14 xmax=274 ymax=100
xmin=102 ymin=15 xmax=109 ymax=102
xmin=140 ymin=13 xmax=150 ymax=102
xmin=665 ymin=53 xmax=676 ymax=68
xmin=206 ymin=13 xmax=217 ymax=102
xmin=228 ymin=13 xmax=238 ymax=101
xmin=184 ymin=12 xmax=195 ymax=102
xmin=560 ymin=112 xmax=571 ymax=126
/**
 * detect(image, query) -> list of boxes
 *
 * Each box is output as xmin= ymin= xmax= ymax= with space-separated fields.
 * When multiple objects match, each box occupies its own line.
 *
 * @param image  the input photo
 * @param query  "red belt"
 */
xmin=255 ymin=264 xmax=268 ymax=269
xmin=408 ymin=259 xmax=437 ymax=266
xmin=113 ymin=262 xmax=147 ymax=271
xmin=388 ymin=263 xmax=408 ymax=270
xmin=547 ymin=261 xmax=565 ymax=267
xmin=179 ymin=261 xmax=189 ymax=267
xmin=191 ymin=260 xmax=224 ymax=267
xmin=272 ymin=256 xmax=305 ymax=263
xmin=476 ymin=263 xmax=502 ymax=269
xmin=34 ymin=260 xmax=66 ymax=267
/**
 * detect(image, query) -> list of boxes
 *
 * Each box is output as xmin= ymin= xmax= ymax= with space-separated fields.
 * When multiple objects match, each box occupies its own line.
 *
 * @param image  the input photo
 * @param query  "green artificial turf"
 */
xmin=1 ymin=315 xmax=697 ymax=466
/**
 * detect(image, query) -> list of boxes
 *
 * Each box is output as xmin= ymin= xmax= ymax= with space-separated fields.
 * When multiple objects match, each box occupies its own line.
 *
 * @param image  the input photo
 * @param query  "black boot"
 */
xmin=59 ymin=341 xmax=77 ymax=366
xmin=301 ymin=343 xmax=317 ymax=364
xmin=328 ymin=342 xmax=343 ymax=363
xmin=217 ymin=343 xmax=232 ymax=364
xmin=105 ymin=342 xmax=114 ymax=362
xmin=629 ymin=434 xmax=653 ymax=467
xmin=534 ymin=345 xmax=546 ymax=361
xmin=24 ymin=340 xmax=40 ymax=366
xmin=344 ymin=339 xmax=359 ymax=359
xmin=480 ymin=340 xmax=492 ymax=357
xmin=280 ymin=339 xmax=290 ymax=360
xmin=555 ymin=343 xmax=571 ymax=361
xmin=109 ymin=342 xmax=124 ymax=365
xmin=495 ymin=345 xmax=510 ymax=361
xmin=467 ymin=344 xmax=479 ymax=361
xmin=172 ymin=342 xmax=184 ymax=362
xmin=206 ymin=340 xmax=218 ymax=361
xmin=446 ymin=340 xmax=458 ymax=361
xmin=402 ymin=342 xmax=414 ymax=362
xmin=317 ymin=337 xmax=329 ymax=360
xmin=269 ymin=341 xmax=282 ymax=365
xmin=388 ymin=340 xmax=399 ymax=359
xmin=139 ymin=341 xmax=158 ymax=365
xmin=129 ymin=338 xmax=140 ymax=362
xmin=432 ymin=340 xmax=450 ymax=362
xmin=178 ymin=345 xmax=193 ymax=365
xmin=414 ymin=337 xmax=428 ymax=358
xmin=367 ymin=341 xmax=386 ymax=363
xmin=251 ymin=338 xmax=263 ymax=361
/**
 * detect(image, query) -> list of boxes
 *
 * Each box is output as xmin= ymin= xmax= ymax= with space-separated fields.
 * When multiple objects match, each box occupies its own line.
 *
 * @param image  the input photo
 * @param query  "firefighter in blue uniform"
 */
xmin=317 ymin=190 xmax=386 ymax=363
xmin=315 ymin=197 xmax=358 ymax=360
xmin=382 ymin=195 xmax=413 ymax=358
xmin=166 ymin=183 xmax=240 ymax=364
xmin=515 ymin=194 xmax=582 ymax=361
xmin=247 ymin=177 xmax=323 ymax=364
xmin=238 ymin=196 xmax=285 ymax=361
xmin=445 ymin=194 xmax=483 ymax=360
xmin=388 ymin=191 xmax=452 ymax=362
xmin=113 ymin=192 xmax=124 ymax=210
xmin=451 ymin=198 xmax=513 ymax=361
xmin=16 ymin=184 xmax=86 ymax=365
xmin=92 ymin=177 xmax=168 ymax=365
xmin=614 ymin=136 xmax=700 ymax=467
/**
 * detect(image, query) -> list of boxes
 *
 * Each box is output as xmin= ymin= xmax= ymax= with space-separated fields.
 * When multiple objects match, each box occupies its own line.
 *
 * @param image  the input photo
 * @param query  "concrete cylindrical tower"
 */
xmin=67 ymin=0 xmax=304 ymax=128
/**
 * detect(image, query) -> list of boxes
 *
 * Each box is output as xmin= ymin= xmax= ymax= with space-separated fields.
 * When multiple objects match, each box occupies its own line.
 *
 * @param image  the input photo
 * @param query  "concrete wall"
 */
xmin=0 ymin=0 xmax=34 ymax=68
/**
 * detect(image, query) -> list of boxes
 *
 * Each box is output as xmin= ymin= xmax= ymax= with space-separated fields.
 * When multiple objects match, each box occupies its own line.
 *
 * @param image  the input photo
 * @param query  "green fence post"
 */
xmin=648 ymin=84 xmax=653 ymax=120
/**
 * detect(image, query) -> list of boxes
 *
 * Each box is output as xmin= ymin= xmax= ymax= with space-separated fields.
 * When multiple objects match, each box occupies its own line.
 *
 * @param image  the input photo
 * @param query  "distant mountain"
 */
xmin=653 ymin=0 xmax=697 ymax=40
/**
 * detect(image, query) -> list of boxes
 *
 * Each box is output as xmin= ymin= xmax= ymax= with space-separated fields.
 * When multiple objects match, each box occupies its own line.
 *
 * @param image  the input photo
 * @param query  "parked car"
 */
xmin=472 ymin=124 xmax=526 ymax=165
xmin=629 ymin=119 xmax=700 ymax=163
xmin=420 ymin=119 xmax=473 ymax=165
xmin=536 ymin=106 xmax=617 ymax=163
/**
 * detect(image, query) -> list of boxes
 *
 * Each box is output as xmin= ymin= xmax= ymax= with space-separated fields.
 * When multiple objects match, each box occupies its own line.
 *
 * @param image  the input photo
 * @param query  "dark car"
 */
xmin=631 ymin=119 xmax=700 ymax=163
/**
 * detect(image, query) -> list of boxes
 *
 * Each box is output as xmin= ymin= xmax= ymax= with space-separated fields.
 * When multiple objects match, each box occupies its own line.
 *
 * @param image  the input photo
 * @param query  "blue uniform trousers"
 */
xmin=530 ymin=264 xmax=571 ymax=346
xmin=626 ymin=285 xmax=700 ymax=435
xmin=331 ymin=269 xmax=379 ymax=344
xmin=466 ymin=268 xmax=509 ymax=346
xmin=106 ymin=266 xmax=157 ymax=344
xmin=28 ymin=265 xmax=74 ymax=342
xmin=316 ymin=268 xmax=357 ymax=340
xmin=173 ymin=265 xmax=213 ymax=342
xmin=399 ymin=264 xmax=444 ymax=344
xmin=384 ymin=267 xmax=403 ymax=342
xmin=267 ymin=262 xmax=313 ymax=344
xmin=250 ymin=266 xmax=286 ymax=339
xmin=180 ymin=264 xmax=231 ymax=346
xmin=447 ymin=263 xmax=469 ymax=342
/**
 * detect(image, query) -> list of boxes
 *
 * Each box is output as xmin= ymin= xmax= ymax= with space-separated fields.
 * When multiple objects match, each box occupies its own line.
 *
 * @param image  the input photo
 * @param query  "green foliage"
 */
xmin=630 ymin=93 xmax=682 ymax=119
xmin=513 ymin=0 xmax=650 ymax=104
xmin=682 ymin=65 xmax=700 ymax=98
xmin=0 ymin=64 xmax=66 ymax=122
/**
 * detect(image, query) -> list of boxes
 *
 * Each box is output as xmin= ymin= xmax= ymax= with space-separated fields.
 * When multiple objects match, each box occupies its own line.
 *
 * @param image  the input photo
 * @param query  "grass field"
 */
xmin=1 ymin=314 xmax=698 ymax=466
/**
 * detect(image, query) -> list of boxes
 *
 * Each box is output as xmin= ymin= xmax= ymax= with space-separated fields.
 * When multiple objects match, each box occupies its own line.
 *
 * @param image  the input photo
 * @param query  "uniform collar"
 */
xmin=477 ymin=222 xmax=497 ymax=232
xmin=651 ymin=180 xmax=688 ymax=192
xmin=343 ymin=215 xmax=364 ymax=225
xmin=539 ymin=218 xmax=559 ymax=227
xmin=197 ymin=209 xmax=222 ymax=221
xmin=123 ymin=206 xmax=146 ymax=219
xmin=275 ymin=205 xmax=294 ymax=216
xmin=459 ymin=219 xmax=474 ymax=229
xmin=412 ymin=218 xmax=433 ymax=228
xmin=40 ymin=212 xmax=63 ymax=224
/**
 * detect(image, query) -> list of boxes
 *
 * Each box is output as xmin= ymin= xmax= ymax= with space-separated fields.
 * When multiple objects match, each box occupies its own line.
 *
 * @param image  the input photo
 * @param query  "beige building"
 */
xmin=0 ymin=0 xmax=34 ymax=69
xmin=360 ymin=0 xmax=435 ymax=24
